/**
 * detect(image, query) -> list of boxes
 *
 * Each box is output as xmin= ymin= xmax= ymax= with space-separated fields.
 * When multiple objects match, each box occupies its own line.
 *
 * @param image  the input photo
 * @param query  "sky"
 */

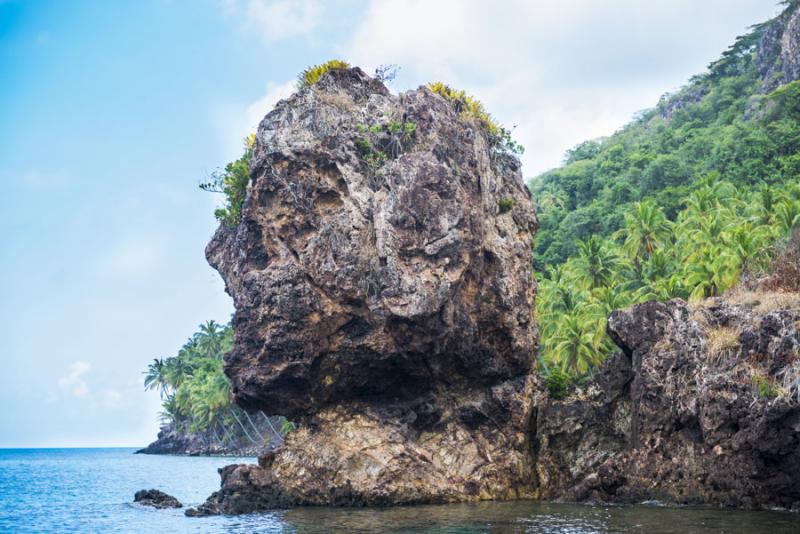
xmin=0 ymin=0 xmax=784 ymax=448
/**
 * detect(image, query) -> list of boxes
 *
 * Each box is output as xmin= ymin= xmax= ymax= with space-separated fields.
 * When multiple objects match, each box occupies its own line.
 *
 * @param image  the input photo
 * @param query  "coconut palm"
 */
xmin=776 ymin=200 xmax=800 ymax=234
xmin=552 ymin=313 xmax=602 ymax=375
xmin=143 ymin=358 xmax=170 ymax=399
xmin=617 ymin=200 xmax=672 ymax=262
xmin=575 ymin=236 xmax=619 ymax=289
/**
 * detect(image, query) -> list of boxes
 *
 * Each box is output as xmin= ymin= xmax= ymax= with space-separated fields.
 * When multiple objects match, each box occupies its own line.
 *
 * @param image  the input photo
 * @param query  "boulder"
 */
xmin=194 ymin=67 xmax=538 ymax=514
xmin=134 ymin=489 xmax=182 ymax=509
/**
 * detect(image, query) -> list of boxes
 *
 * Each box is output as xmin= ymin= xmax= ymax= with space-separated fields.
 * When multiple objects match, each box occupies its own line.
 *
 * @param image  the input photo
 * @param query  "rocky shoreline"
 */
xmin=137 ymin=418 xmax=279 ymax=457
xmin=536 ymin=295 xmax=800 ymax=510
xmin=184 ymin=291 xmax=800 ymax=515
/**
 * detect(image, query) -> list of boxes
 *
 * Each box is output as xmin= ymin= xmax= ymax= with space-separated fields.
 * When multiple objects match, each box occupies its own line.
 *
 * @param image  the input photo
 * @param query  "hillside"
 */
xmin=531 ymin=1 xmax=800 ymax=267
xmin=531 ymin=1 xmax=800 ymax=383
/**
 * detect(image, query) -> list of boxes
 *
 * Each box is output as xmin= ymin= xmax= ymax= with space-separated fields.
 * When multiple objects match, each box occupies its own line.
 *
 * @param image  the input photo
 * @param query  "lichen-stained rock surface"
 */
xmin=758 ymin=1 xmax=800 ymax=92
xmin=196 ymin=67 xmax=538 ymax=514
xmin=535 ymin=295 xmax=800 ymax=510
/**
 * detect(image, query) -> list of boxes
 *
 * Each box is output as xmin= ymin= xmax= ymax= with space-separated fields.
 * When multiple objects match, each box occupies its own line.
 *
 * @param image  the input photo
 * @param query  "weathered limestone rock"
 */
xmin=535 ymin=296 xmax=800 ymax=510
xmin=193 ymin=67 xmax=538 ymax=515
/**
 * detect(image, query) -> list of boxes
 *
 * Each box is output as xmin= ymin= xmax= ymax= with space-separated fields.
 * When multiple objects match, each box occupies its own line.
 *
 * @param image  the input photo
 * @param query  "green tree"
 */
xmin=617 ymin=200 xmax=672 ymax=263
xmin=575 ymin=236 xmax=619 ymax=289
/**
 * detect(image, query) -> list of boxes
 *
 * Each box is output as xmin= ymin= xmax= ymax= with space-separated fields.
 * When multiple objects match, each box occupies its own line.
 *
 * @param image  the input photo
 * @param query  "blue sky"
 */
xmin=0 ymin=0 xmax=782 ymax=447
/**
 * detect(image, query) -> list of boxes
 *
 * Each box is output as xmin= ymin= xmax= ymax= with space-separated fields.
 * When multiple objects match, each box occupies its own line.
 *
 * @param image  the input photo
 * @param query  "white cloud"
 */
xmin=225 ymin=0 xmax=323 ymax=41
xmin=58 ymin=361 xmax=91 ymax=398
xmin=345 ymin=0 xmax=781 ymax=174
xmin=211 ymin=78 xmax=296 ymax=162
xmin=246 ymin=79 xmax=297 ymax=131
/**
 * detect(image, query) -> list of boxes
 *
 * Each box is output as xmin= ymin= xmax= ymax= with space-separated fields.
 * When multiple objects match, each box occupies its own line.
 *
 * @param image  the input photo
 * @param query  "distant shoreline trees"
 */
xmin=143 ymin=321 xmax=293 ymax=449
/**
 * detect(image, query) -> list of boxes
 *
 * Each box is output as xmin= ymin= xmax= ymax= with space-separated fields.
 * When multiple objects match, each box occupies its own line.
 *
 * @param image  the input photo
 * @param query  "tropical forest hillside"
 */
xmin=531 ymin=1 xmax=800 ymax=393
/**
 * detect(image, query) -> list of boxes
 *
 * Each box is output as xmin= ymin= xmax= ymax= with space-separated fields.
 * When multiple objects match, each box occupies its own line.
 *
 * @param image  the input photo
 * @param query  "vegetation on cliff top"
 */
xmin=201 ymin=66 xmax=527 ymax=226
xmin=534 ymin=4 xmax=800 ymax=391
xmin=297 ymin=59 xmax=351 ymax=88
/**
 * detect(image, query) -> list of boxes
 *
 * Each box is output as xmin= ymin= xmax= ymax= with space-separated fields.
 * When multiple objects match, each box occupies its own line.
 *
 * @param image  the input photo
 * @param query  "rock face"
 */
xmin=134 ymin=489 xmax=182 ymax=509
xmin=196 ymin=67 xmax=538 ymax=514
xmin=758 ymin=1 xmax=800 ymax=92
xmin=535 ymin=296 xmax=800 ymax=509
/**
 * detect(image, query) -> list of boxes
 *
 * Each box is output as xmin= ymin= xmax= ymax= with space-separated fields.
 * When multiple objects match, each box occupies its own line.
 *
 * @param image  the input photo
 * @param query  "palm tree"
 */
xmin=163 ymin=355 xmax=194 ymax=389
xmin=640 ymin=248 xmax=673 ymax=282
xmin=724 ymin=223 xmax=771 ymax=276
xmin=197 ymin=320 xmax=225 ymax=358
xmin=776 ymin=200 xmax=800 ymax=235
xmin=617 ymin=200 xmax=672 ymax=263
xmin=144 ymin=358 xmax=170 ymax=399
xmin=552 ymin=312 xmax=602 ymax=375
xmin=685 ymin=245 xmax=738 ymax=299
xmin=575 ymin=236 xmax=619 ymax=289
xmin=753 ymin=183 xmax=781 ymax=225
xmin=592 ymin=284 xmax=632 ymax=317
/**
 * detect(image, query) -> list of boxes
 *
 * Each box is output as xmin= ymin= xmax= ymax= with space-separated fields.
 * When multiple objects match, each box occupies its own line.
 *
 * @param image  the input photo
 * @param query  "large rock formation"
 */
xmin=193 ymin=67 xmax=538 ymax=514
xmin=535 ymin=294 xmax=800 ymax=510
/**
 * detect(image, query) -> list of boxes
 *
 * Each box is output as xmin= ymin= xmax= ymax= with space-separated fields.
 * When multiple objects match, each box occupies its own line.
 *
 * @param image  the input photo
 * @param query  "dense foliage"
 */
xmin=530 ymin=32 xmax=800 ymax=268
xmin=143 ymin=321 xmax=293 ymax=446
xmin=537 ymin=181 xmax=800 ymax=384
xmin=533 ymin=9 xmax=800 ymax=392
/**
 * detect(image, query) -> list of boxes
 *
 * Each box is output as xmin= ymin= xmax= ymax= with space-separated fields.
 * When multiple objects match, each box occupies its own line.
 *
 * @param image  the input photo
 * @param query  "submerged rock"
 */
xmin=134 ymin=489 xmax=182 ymax=509
xmin=196 ymin=67 xmax=538 ymax=514
xmin=535 ymin=295 xmax=800 ymax=510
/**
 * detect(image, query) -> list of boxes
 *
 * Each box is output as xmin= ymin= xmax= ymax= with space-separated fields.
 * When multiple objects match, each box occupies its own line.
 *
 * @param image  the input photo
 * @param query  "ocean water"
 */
xmin=1 ymin=448 xmax=799 ymax=533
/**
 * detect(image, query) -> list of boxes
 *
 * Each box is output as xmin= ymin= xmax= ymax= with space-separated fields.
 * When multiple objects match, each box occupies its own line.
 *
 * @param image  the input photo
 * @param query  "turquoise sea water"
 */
xmin=1 ymin=448 xmax=799 ymax=533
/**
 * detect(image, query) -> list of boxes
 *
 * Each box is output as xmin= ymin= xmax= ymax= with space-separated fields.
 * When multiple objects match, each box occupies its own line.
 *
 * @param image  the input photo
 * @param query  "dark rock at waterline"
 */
xmin=535 ymin=296 xmax=800 ymax=510
xmin=134 ymin=489 xmax=182 ymax=509
xmin=184 ymin=464 xmax=295 ymax=516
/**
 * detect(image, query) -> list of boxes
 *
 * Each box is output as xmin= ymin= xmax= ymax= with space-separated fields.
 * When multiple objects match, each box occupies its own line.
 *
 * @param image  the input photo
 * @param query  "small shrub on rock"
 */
xmin=498 ymin=197 xmax=515 ymax=214
xmin=200 ymin=134 xmax=254 ymax=227
xmin=544 ymin=366 xmax=571 ymax=400
xmin=353 ymin=119 xmax=417 ymax=189
xmin=427 ymin=82 xmax=524 ymax=155
xmin=752 ymin=367 xmax=781 ymax=398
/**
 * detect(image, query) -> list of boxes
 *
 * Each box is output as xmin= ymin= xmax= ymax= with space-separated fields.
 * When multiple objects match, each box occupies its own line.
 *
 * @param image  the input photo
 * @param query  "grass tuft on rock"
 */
xmin=706 ymin=326 xmax=740 ymax=359
xmin=298 ymin=59 xmax=351 ymax=88
xmin=427 ymin=82 xmax=524 ymax=155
